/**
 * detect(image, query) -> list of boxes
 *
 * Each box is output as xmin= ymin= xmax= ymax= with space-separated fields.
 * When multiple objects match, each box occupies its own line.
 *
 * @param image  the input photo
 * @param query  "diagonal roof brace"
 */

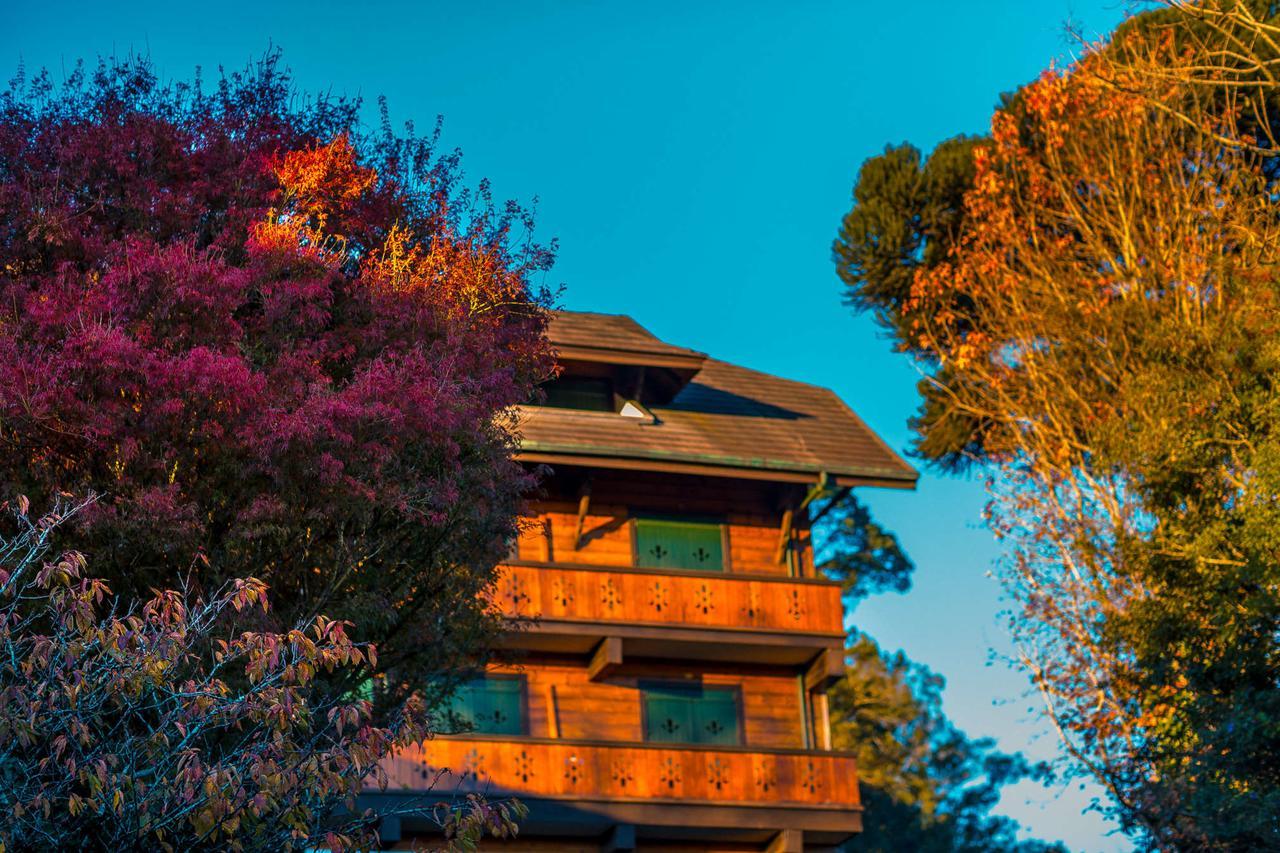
xmin=775 ymin=472 xmax=834 ymax=565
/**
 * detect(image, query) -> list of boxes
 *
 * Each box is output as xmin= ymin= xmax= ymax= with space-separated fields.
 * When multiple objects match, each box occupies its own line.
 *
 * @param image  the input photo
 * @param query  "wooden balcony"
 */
xmin=493 ymin=562 xmax=846 ymax=665
xmin=377 ymin=736 xmax=862 ymax=842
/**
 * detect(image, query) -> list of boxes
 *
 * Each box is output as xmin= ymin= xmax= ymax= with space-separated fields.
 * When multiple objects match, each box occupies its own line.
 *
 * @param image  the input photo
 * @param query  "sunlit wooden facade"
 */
xmin=371 ymin=312 xmax=916 ymax=852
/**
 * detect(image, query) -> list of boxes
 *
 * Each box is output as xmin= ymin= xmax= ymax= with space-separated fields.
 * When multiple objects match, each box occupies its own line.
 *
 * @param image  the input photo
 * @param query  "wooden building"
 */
xmin=374 ymin=312 xmax=917 ymax=851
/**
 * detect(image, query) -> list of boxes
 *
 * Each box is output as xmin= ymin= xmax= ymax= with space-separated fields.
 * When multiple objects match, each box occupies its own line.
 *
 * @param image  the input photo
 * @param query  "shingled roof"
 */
xmin=545 ymin=311 xmax=706 ymax=369
xmin=516 ymin=312 xmax=917 ymax=488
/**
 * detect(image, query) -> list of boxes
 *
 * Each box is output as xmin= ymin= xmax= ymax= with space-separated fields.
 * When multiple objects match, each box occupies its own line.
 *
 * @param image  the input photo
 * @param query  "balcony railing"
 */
xmin=493 ymin=561 xmax=844 ymax=636
xmin=383 ymin=737 xmax=860 ymax=811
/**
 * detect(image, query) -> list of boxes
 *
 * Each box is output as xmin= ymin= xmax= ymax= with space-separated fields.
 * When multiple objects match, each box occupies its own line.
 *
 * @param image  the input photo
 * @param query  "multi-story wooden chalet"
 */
xmin=377 ymin=311 xmax=917 ymax=852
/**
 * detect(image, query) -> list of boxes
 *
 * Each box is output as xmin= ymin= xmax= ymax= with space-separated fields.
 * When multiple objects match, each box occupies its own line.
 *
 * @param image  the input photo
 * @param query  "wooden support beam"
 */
xmin=807 ymin=485 xmax=851 ymax=527
xmin=574 ymin=478 xmax=592 ymax=550
xmin=601 ymin=824 xmax=636 ymax=853
xmin=777 ymin=472 xmax=833 ymax=565
xmin=587 ymin=636 xmax=623 ymax=682
xmin=800 ymin=471 xmax=831 ymax=510
xmin=765 ymin=829 xmax=803 ymax=853
xmin=805 ymin=647 xmax=845 ymax=692
xmin=774 ymin=508 xmax=794 ymax=565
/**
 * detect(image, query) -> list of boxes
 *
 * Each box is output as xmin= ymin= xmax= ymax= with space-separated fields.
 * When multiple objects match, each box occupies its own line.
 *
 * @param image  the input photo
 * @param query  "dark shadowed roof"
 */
xmin=518 ymin=311 xmax=916 ymax=488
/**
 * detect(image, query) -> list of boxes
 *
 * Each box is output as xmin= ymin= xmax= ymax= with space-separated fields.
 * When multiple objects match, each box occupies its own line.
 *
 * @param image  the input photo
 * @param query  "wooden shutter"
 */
xmin=635 ymin=517 xmax=724 ymax=571
xmin=694 ymin=688 xmax=740 ymax=745
xmin=642 ymin=683 xmax=741 ymax=745
xmin=644 ymin=683 xmax=697 ymax=742
xmin=451 ymin=676 xmax=524 ymax=735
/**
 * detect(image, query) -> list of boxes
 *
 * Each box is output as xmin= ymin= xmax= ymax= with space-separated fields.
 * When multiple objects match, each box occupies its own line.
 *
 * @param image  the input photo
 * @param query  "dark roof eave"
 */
xmin=555 ymin=343 xmax=707 ymax=372
xmin=517 ymin=444 xmax=918 ymax=489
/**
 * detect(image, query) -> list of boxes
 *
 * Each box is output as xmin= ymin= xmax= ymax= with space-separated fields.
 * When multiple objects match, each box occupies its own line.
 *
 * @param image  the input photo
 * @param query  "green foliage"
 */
xmin=833 ymin=138 xmax=991 ymax=468
xmin=834 ymin=136 xmax=979 ymax=349
xmin=832 ymin=636 xmax=1065 ymax=853
xmin=813 ymin=491 xmax=914 ymax=601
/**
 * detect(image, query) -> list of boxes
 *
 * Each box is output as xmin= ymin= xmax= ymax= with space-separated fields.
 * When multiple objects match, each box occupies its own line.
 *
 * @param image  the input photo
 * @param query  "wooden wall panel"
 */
xmin=516 ymin=499 xmax=807 ymax=577
xmin=492 ymin=661 xmax=806 ymax=749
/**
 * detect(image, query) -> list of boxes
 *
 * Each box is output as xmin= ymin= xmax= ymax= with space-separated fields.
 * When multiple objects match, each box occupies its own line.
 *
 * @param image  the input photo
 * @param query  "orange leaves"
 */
xmin=271 ymin=134 xmax=375 ymax=213
xmin=228 ymin=576 xmax=269 ymax=614
xmin=249 ymin=134 xmax=377 ymax=268
xmin=250 ymin=133 xmax=529 ymax=323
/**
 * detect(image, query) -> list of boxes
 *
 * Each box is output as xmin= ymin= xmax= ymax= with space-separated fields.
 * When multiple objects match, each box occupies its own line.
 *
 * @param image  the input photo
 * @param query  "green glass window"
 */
xmin=447 ymin=675 xmax=525 ymax=735
xmin=642 ymin=682 xmax=741 ymax=745
xmin=634 ymin=516 xmax=724 ymax=571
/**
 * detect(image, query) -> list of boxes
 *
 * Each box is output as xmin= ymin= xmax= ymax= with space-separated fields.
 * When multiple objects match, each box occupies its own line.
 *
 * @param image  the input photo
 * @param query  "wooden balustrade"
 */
xmin=493 ymin=562 xmax=844 ymax=636
xmin=383 ymin=737 xmax=860 ymax=809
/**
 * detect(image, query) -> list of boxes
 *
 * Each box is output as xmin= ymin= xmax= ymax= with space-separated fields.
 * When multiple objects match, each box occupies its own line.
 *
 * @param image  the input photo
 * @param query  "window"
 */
xmin=446 ymin=675 xmax=525 ymax=735
xmin=642 ymin=682 xmax=741 ymax=745
xmin=539 ymin=376 xmax=615 ymax=412
xmin=635 ymin=516 xmax=725 ymax=571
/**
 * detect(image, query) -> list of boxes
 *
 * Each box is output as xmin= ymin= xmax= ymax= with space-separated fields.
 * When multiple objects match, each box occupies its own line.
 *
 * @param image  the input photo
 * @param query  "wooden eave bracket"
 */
xmin=805 ymin=647 xmax=845 ymax=693
xmin=775 ymin=471 xmax=832 ymax=565
xmin=588 ymin=636 xmax=623 ymax=682
xmin=765 ymin=829 xmax=803 ymax=853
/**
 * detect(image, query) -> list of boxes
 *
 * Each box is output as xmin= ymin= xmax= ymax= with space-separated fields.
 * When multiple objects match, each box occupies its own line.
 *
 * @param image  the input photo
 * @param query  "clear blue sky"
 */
xmin=3 ymin=2 xmax=1133 ymax=848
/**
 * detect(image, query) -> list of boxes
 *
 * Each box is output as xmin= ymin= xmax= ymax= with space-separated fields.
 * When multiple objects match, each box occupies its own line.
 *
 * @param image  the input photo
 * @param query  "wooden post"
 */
xmin=814 ymin=692 xmax=832 ymax=751
xmin=777 ymin=473 xmax=831 ymax=565
xmin=542 ymin=517 xmax=554 ymax=562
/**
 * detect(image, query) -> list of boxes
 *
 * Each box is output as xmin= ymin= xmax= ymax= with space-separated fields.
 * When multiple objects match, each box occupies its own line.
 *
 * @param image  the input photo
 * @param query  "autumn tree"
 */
xmin=0 ymin=53 xmax=555 ymax=710
xmin=835 ymin=7 xmax=1280 ymax=848
xmin=0 ymin=496 xmax=525 ymax=850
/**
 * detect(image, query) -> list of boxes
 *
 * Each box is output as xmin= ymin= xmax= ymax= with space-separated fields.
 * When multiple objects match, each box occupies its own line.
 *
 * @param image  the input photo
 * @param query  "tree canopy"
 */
xmin=0 ymin=53 xmax=556 ymax=707
xmin=834 ymin=2 xmax=1280 ymax=847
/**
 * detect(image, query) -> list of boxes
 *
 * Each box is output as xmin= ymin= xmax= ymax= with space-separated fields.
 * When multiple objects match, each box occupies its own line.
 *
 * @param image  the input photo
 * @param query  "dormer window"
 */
xmin=540 ymin=376 xmax=615 ymax=412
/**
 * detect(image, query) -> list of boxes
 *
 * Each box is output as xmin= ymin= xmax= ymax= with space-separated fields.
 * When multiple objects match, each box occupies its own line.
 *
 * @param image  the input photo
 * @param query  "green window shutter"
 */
xmin=644 ymin=684 xmax=697 ymax=742
xmin=635 ymin=517 xmax=724 ymax=571
xmin=642 ymin=683 xmax=741 ymax=745
xmin=694 ymin=688 xmax=740 ymax=745
xmin=450 ymin=676 xmax=524 ymax=735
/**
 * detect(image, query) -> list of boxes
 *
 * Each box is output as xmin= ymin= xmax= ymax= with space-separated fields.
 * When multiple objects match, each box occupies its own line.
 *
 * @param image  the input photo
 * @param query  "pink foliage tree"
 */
xmin=0 ymin=53 xmax=555 ymax=704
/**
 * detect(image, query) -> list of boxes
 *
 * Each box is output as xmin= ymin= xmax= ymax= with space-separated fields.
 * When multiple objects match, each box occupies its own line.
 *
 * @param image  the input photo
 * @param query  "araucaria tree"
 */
xmin=0 ymin=54 xmax=555 ymax=711
xmin=835 ymin=3 xmax=1280 ymax=849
